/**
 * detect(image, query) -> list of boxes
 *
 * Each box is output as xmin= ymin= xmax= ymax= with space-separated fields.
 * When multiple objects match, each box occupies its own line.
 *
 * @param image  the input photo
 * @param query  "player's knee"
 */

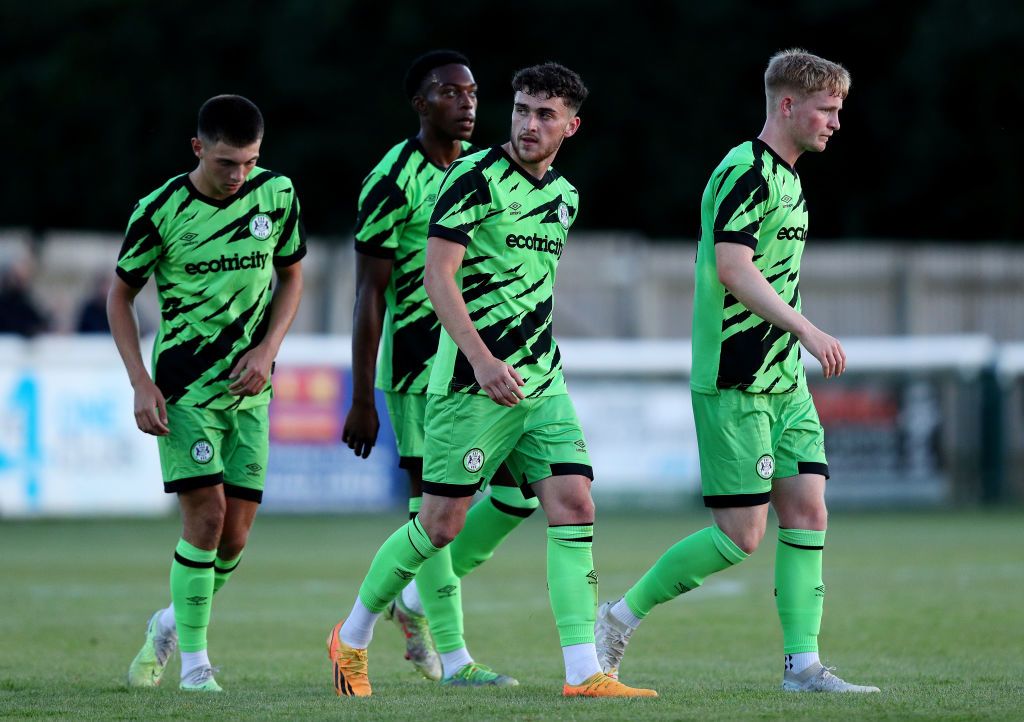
xmin=726 ymin=526 xmax=765 ymax=555
xmin=422 ymin=516 xmax=464 ymax=548
xmin=218 ymin=534 xmax=247 ymax=561
xmin=779 ymin=500 xmax=828 ymax=531
xmin=554 ymin=494 xmax=594 ymax=524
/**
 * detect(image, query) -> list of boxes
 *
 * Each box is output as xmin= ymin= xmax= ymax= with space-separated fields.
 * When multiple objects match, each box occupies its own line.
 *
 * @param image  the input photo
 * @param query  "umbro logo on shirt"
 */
xmin=508 ymin=202 xmax=522 ymax=216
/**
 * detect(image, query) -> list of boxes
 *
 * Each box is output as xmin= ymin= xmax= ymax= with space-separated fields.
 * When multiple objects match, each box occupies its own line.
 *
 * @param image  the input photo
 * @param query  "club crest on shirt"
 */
xmin=756 ymin=454 xmax=774 ymax=480
xmin=191 ymin=439 xmax=214 ymax=465
xmin=250 ymin=213 xmax=273 ymax=240
xmin=463 ymin=448 xmax=485 ymax=473
xmin=557 ymin=202 xmax=570 ymax=229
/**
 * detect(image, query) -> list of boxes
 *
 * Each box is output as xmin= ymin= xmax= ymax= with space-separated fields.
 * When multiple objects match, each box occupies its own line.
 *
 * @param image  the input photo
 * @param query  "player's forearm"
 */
xmin=260 ymin=266 xmax=303 ymax=356
xmin=350 ymin=284 xmax=385 ymax=404
xmin=424 ymin=269 xmax=492 ymax=365
xmin=106 ymin=292 xmax=150 ymax=387
xmin=718 ymin=258 xmax=812 ymax=337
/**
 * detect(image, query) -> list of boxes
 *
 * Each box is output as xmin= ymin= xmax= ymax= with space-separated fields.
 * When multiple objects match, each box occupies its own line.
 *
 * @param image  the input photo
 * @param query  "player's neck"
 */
xmin=417 ymin=128 xmax=463 ymax=169
xmin=502 ymin=141 xmax=552 ymax=181
xmin=757 ymin=123 xmax=801 ymax=168
xmin=188 ymin=167 xmax=231 ymax=201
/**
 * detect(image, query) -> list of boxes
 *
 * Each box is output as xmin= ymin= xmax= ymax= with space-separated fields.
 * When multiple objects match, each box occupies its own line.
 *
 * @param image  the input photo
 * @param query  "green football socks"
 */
xmin=449 ymin=488 xmax=537 ymax=577
xmin=170 ymin=538 xmax=216 ymax=653
xmin=415 ymin=545 xmax=464 ymax=653
xmin=624 ymin=525 xmax=748 ymax=619
xmin=358 ymin=517 xmax=440 ymax=613
xmin=547 ymin=525 xmax=597 ymax=647
xmin=212 ymin=551 xmax=242 ymax=595
xmin=775 ymin=528 xmax=826 ymax=654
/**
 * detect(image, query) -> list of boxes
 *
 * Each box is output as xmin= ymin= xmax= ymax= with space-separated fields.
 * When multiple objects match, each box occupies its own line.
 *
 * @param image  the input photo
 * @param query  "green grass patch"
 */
xmin=1 ymin=509 xmax=1022 ymax=720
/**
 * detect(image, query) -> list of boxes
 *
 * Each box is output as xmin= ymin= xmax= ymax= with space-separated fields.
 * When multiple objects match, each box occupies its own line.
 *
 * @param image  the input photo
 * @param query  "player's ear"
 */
xmin=191 ymin=137 xmax=203 ymax=158
xmin=411 ymin=95 xmax=428 ymax=117
xmin=563 ymin=115 xmax=581 ymax=139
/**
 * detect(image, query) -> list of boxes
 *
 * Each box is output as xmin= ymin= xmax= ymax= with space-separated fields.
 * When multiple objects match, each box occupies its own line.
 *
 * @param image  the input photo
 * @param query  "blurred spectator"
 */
xmin=0 ymin=257 xmax=50 ymax=337
xmin=76 ymin=273 xmax=113 ymax=334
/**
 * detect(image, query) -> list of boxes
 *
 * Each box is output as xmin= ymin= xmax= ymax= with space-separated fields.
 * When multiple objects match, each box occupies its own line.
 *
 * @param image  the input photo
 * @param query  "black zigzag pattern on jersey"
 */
xmin=189 ymin=204 xmax=288 ymax=254
xmin=717 ymin=285 xmax=799 ymax=390
xmin=430 ymin=147 xmax=506 ymax=231
xmin=119 ymin=177 xmax=189 ymax=281
xmin=155 ymin=284 xmax=269 ymax=405
xmin=462 ymin=264 xmax=527 ymax=307
xmin=452 ymin=294 xmax=554 ymax=391
xmin=516 ymin=196 xmax=575 ymax=226
xmin=354 ymin=143 xmax=415 ymax=245
xmin=392 ymin=249 xmax=425 ymax=309
xmin=118 ymin=215 xmax=163 ymax=283
xmin=274 ymin=196 xmax=303 ymax=258
xmin=714 ymin=161 xmax=768 ymax=236
xmin=432 ymin=169 xmax=494 ymax=233
xmin=390 ymin=312 xmax=440 ymax=393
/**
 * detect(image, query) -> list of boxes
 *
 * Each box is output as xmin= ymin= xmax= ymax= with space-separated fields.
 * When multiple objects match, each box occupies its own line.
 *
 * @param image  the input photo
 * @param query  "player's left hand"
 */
xmin=228 ymin=346 xmax=274 ymax=396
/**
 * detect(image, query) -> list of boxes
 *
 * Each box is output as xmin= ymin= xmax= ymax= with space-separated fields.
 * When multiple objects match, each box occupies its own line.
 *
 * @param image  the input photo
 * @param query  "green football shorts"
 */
xmin=691 ymin=385 xmax=828 ymax=508
xmin=158 ymin=403 xmax=270 ymax=502
xmin=421 ymin=392 xmax=593 ymax=497
xmin=384 ymin=391 xmax=428 ymax=470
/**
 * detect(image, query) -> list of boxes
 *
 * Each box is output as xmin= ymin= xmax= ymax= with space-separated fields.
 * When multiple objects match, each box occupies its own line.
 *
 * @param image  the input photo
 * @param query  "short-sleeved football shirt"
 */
xmin=692 ymin=139 xmax=809 ymax=395
xmin=353 ymin=137 xmax=474 ymax=394
xmin=116 ymin=168 xmax=306 ymax=409
xmin=426 ymin=145 xmax=578 ymax=398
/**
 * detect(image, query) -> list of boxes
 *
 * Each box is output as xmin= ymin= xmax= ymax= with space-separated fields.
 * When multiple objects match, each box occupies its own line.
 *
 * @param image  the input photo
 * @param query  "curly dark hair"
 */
xmin=511 ymin=62 xmax=588 ymax=112
xmin=404 ymin=49 xmax=472 ymax=100
xmin=197 ymin=95 xmax=264 ymax=147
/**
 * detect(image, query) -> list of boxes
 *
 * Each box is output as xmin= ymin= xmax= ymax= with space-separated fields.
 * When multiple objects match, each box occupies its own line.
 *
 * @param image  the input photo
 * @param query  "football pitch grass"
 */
xmin=1 ymin=508 xmax=1021 ymax=720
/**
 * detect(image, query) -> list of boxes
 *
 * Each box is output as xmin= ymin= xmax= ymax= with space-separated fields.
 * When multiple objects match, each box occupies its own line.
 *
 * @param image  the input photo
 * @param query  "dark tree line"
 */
xmin=2 ymin=0 xmax=1021 ymax=241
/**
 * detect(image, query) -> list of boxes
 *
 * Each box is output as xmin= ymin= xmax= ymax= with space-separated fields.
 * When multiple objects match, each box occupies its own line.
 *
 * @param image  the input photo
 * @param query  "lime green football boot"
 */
xmin=127 ymin=609 xmax=178 ymax=688
xmin=441 ymin=662 xmax=519 ymax=687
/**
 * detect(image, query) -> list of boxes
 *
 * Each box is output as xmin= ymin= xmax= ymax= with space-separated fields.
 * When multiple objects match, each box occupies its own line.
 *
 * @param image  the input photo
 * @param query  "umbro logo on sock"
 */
xmin=437 ymin=585 xmax=457 ymax=598
xmin=185 ymin=595 xmax=208 ymax=606
xmin=393 ymin=569 xmax=415 ymax=581
xmin=586 ymin=570 xmax=599 ymax=585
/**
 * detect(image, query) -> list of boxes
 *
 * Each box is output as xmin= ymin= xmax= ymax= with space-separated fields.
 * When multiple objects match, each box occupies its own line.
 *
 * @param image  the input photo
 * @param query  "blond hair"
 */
xmin=765 ymin=49 xmax=850 ymax=111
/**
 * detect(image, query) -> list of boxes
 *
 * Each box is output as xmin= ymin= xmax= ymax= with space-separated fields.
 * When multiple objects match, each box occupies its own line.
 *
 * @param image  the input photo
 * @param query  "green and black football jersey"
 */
xmin=116 ymin=168 xmax=306 ymax=409
xmin=692 ymin=139 xmax=809 ymax=394
xmin=426 ymin=145 xmax=578 ymax=398
xmin=354 ymin=137 xmax=473 ymax=394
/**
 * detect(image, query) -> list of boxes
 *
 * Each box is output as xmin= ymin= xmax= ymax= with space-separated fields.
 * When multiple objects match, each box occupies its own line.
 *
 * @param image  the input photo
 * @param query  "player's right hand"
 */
xmin=799 ymin=325 xmax=847 ymax=379
xmin=473 ymin=356 xmax=526 ymax=407
xmin=342 ymin=400 xmax=379 ymax=458
xmin=133 ymin=379 xmax=170 ymax=436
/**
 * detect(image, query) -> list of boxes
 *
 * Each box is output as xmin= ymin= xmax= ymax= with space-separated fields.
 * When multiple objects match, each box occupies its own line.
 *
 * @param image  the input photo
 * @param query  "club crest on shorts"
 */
xmin=756 ymin=454 xmax=774 ymax=480
xmin=557 ymin=201 xmax=570 ymax=229
xmin=463 ymin=448 xmax=485 ymax=473
xmin=249 ymin=213 xmax=273 ymax=240
xmin=191 ymin=439 xmax=214 ymax=465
